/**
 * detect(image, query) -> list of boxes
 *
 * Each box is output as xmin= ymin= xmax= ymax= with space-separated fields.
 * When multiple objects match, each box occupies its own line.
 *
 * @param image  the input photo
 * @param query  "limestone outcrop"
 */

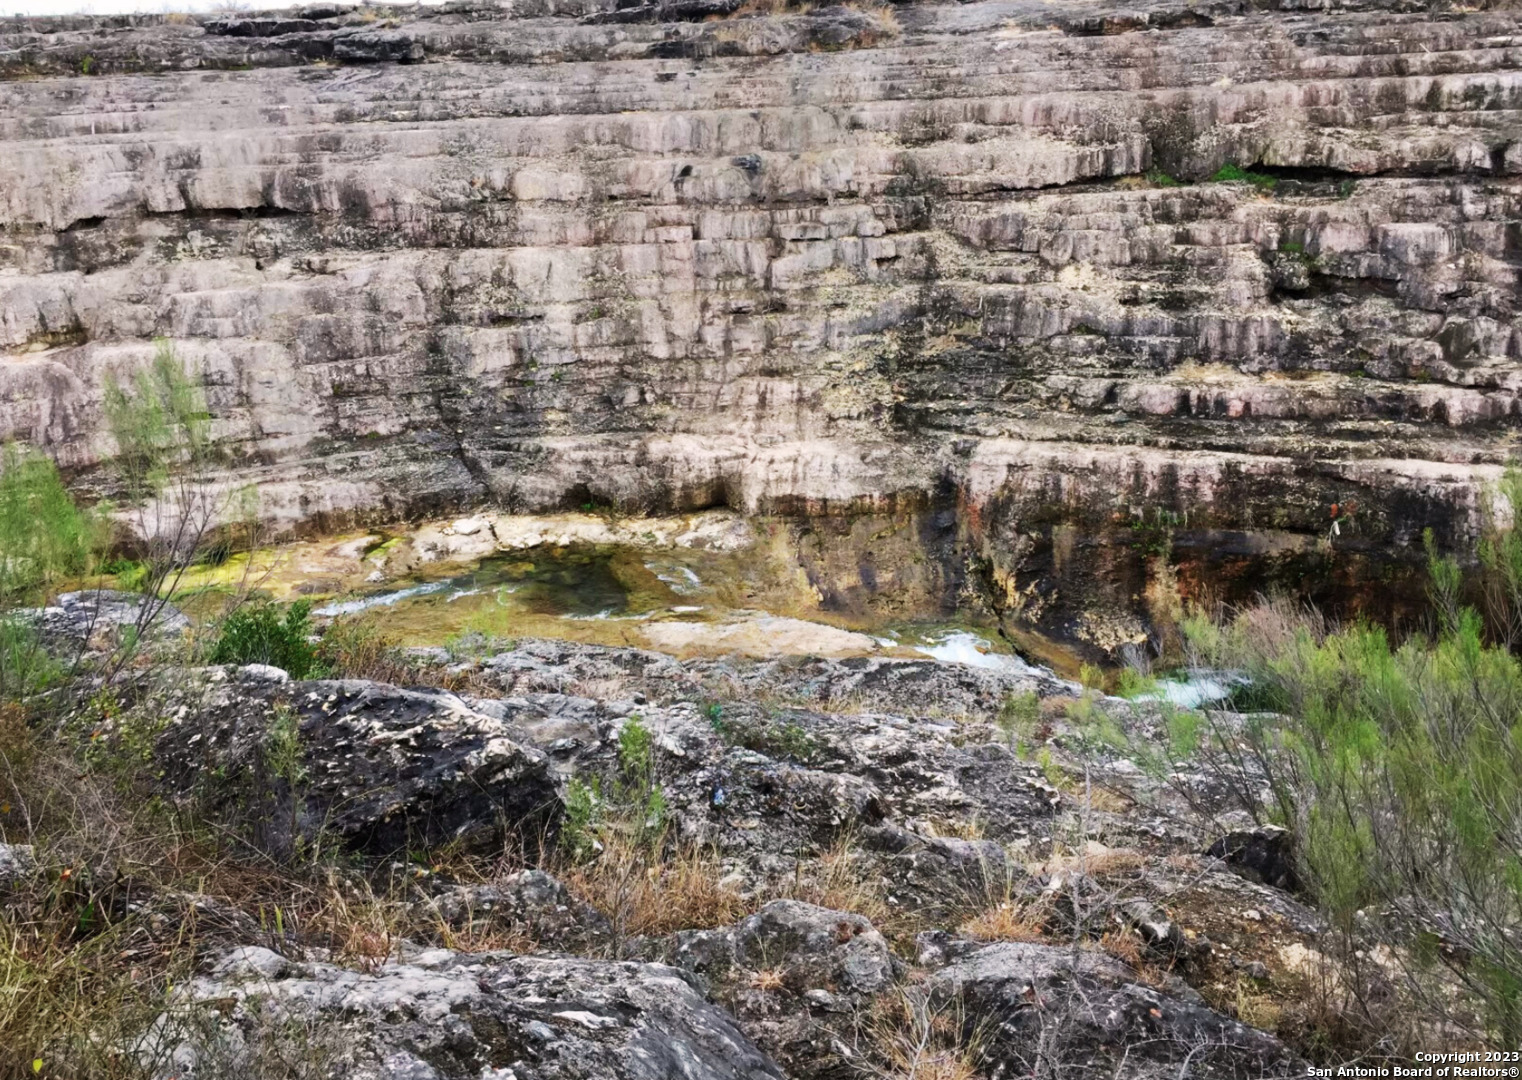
xmin=4 ymin=0 xmax=1521 ymax=645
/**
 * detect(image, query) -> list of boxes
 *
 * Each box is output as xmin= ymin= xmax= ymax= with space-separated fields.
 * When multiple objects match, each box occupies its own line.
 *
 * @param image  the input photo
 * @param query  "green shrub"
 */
xmin=1114 ymin=667 xmax=1157 ymax=699
xmin=0 ymin=444 xmax=99 ymax=606
xmin=0 ymin=444 xmax=103 ymax=704
xmin=102 ymin=339 xmax=211 ymax=502
xmin=559 ymin=776 xmax=602 ymax=861
xmin=209 ymin=600 xmax=320 ymax=678
xmin=1165 ymin=598 xmax=1522 ymax=1047
xmin=617 ymin=714 xmax=653 ymax=780
xmin=997 ymin=690 xmax=1040 ymax=753
xmin=1210 ymin=163 xmax=1277 ymax=191
xmin=719 ymin=713 xmax=822 ymax=764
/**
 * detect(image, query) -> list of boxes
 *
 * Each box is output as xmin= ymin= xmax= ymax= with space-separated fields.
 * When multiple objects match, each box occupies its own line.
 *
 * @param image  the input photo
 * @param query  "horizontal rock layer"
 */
xmin=3 ymin=0 xmax=1521 ymax=641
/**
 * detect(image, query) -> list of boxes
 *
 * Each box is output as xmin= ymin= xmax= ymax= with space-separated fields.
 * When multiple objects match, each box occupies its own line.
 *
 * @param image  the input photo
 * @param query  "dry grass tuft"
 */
xmin=1034 ymin=843 xmax=1146 ymax=879
xmin=562 ymin=831 xmax=748 ymax=946
xmin=926 ymin=814 xmax=985 ymax=841
xmin=1098 ymin=928 xmax=1144 ymax=968
xmin=864 ymin=989 xmax=984 ymax=1080
xmin=959 ymin=900 xmax=1046 ymax=944
xmin=1234 ymin=977 xmax=1286 ymax=1030
xmin=749 ymin=967 xmax=786 ymax=992
xmin=767 ymin=832 xmax=889 ymax=925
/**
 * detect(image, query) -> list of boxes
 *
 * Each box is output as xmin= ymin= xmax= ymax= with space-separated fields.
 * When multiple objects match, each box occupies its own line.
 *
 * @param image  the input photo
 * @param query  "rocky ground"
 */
xmin=2 ymin=594 xmax=1342 ymax=1079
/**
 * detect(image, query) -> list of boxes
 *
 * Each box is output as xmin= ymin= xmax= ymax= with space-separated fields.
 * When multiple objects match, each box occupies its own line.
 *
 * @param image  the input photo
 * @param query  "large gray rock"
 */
xmin=927 ymin=941 xmax=1303 ymax=1079
xmin=465 ymin=665 xmax=1060 ymax=862
xmin=420 ymin=869 xmax=612 ymax=952
xmin=22 ymin=590 xmax=189 ymax=652
xmin=666 ymin=900 xmax=894 ymax=1079
xmin=169 ymin=946 xmax=786 ymax=1080
xmin=671 ymin=899 xmax=893 ymax=996
xmin=151 ymin=673 xmax=562 ymax=858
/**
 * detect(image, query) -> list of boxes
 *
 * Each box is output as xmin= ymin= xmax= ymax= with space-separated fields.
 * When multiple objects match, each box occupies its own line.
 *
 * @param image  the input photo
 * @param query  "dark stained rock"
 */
xmin=670 ymin=899 xmax=893 ymax=996
xmin=1207 ymin=825 xmax=1301 ymax=893
xmin=151 ymin=673 xmax=561 ymax=859
xmin=203 ymin=17 xmax=327 ymax=36
xmin=927 ymin=941 xmax=1303 ymax=1080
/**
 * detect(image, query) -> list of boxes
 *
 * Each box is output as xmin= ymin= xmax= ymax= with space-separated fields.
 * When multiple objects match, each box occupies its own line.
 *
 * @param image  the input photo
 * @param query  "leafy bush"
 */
xmin=102 ymin=340 xmax=211 ymax=502
xmin=209 ymin=600 xmax=320 ymax=678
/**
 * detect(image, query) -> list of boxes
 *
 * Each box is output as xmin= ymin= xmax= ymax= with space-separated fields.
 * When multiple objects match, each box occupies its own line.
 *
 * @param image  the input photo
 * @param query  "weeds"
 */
xmin=768 ymin=831 xmax=890 ymax=925
xmin=861 ymin=988 xmax=982 ymax=1080
xmin=995 ymin=690 xmax=1040 ymax=752
xmin=316 ymin=617 xmax=411 ymax=683
xmin=960 ymin=899 xmax=1045 ymax=943
xmin=1109 ymin=557 xmax=1522 ymax=1048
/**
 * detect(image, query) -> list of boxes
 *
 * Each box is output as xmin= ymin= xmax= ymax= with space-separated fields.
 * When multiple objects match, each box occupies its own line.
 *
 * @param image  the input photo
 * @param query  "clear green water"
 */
xmin=311 ymin=544 xmax=723 ymax=645
xmin=305 ymin=541 xmax=1036 ymax=665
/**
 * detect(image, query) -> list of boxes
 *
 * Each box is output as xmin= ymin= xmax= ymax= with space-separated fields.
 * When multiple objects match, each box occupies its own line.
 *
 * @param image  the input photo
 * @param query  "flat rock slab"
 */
xmin=173 ymin=946 xmax=786 ymax=1080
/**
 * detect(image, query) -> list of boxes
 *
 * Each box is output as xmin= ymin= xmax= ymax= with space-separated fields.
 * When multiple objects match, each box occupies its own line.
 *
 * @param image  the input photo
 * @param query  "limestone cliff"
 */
xmin=3 ymin=0 xmax=1521 ymax=647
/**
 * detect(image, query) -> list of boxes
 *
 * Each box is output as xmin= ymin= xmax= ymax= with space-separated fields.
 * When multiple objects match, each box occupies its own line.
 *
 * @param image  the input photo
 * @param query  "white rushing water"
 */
xmin=1136 ymin=671 xmax=1242 ymax=709
xmin=313 ymin=580 xmax=450 ymax=616
xmin=645 ymin=562 xmax=704 ymax=596
xmin=913 ymin=631 xmax=1046 ymax=676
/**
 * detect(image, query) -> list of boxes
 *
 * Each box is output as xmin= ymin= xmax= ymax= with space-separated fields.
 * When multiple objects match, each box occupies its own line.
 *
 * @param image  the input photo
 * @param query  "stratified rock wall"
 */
xmin=3 ymin=0 xmax=1521 ymax=638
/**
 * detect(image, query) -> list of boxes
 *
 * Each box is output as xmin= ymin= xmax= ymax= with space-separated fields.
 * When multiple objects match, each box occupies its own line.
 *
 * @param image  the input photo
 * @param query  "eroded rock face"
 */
xmin=4 ymin=0 xmax=1520 ymax=645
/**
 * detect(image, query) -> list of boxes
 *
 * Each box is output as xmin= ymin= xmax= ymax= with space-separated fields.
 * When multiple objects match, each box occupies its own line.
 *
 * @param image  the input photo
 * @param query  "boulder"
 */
xmin=169 ymin=946 xmax=786 ymax=1080
xmin=668 ymin=901 xmax=893 ymax=1078
xmin=23 ymin=590 xmax=189 ymax=652
xmin=863 ymin=824 xmax=1017 ymax=912
xmin=420 ymin=869 xmax=611 ymax=952
xmin=927 ymin=941 xmax=1302 ymax=1079
xmin=672 ymin=899 xmax=892 ymax=996
xmin=152 ymin=674 xmax=561 ymax=858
